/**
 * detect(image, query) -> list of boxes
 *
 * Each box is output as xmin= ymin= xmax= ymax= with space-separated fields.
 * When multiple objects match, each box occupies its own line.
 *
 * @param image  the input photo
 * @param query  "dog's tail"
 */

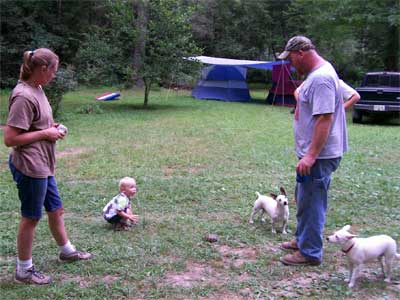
xmin=255 ymin=192 xmax=261 ymax=198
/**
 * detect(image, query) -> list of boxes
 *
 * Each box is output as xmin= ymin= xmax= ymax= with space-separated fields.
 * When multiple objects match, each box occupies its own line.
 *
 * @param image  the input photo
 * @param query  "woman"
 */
xmin=4 ymin=48 xmax=92 ymax=285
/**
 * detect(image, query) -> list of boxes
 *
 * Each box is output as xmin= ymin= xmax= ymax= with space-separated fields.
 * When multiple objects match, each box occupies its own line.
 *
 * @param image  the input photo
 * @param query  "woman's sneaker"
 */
xmin=59 ymin=250 xmax=93 ymax=262
xmin=15 ymin=265 xmax=52 ymax=285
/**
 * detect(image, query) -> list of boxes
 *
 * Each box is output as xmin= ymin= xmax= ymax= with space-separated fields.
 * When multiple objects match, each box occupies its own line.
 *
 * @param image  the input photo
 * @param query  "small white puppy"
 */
xmin=249 ymin=187 xmax=289 ymax=234
xmin=327 ymin=225 xmax=400 ymax=288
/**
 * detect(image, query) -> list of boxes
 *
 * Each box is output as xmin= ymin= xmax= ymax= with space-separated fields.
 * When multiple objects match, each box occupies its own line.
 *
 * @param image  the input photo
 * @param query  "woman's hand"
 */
xmin=45 ymin=126 xmax=65 ymax=142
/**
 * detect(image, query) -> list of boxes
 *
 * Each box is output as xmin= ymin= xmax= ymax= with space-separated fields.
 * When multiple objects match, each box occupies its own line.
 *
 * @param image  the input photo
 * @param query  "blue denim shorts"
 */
xmin=9 ymin=158 xmax=63 ymax=219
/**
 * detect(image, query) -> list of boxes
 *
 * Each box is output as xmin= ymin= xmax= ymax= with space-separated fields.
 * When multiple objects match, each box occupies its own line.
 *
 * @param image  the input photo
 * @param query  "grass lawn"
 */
xmin=0 ymin=87 xmax=399 ymax=299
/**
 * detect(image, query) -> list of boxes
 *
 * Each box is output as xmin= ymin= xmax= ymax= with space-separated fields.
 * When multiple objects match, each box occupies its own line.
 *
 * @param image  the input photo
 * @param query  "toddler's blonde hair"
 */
xmin=119 ymin=177 xmax=136 ymax=191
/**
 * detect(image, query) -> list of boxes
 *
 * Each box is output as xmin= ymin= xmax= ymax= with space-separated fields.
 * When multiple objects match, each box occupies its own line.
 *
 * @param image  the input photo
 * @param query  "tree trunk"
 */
xmin=132 ymin=0 xmax=147 ymax=87
xmin=57 ymin=0 xmax=62 ymax=21
xmin=271 ymin=43 xmax=277 ymax=60
xmin=384 ymin=25 xmax=399 ymax=71
xmin=144 ymin=79 xmax=151 ymax=107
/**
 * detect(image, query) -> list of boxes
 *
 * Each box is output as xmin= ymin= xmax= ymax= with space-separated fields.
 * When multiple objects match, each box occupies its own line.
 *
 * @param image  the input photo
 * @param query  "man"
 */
xmin=278 ymin=36 xmax=348 ymax=266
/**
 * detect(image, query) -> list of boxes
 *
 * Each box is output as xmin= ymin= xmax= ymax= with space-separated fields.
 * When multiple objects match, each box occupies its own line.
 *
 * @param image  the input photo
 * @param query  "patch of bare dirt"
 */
xmin=187 ymin=165 xmax=206 ymax=174
xmin=164 ymin=261 xmax=221 ymax=288
xmin=56 ymin=147 xmax=90 ymax=158
xmin=276 ymin=270 xmax=330 ymax=289
xmin=199 ymin=289 xmax=253 ymax=300
xmin=162 ymin=165 xmax=177 ymax=177
xmin=215 ymin=244 xmax=258 ymax=268
xmin=261 ymin=240 xmax=282 ymax=254
xmin=163 ymin=243 xmax=258 ymax=291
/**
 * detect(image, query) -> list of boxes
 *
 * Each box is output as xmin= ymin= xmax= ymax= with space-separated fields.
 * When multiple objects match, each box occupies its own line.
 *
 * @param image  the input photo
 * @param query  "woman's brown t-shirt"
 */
xmin=7 ymin=81 xmax=56 ymax=178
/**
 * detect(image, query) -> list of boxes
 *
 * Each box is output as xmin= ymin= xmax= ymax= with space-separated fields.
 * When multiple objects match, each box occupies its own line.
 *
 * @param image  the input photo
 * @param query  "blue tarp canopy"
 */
xmin=192 ymin=65 xmax=251 ymax=101
xmin=189 ymin=56 xmax=287 ymax=70
xmin=189 ymin=56 xmax=288 ymax=102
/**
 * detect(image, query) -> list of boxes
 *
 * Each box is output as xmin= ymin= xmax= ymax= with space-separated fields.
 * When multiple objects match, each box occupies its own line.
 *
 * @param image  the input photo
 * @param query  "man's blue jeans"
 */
xmin=295 ymin=157 xmax=341 ymax=261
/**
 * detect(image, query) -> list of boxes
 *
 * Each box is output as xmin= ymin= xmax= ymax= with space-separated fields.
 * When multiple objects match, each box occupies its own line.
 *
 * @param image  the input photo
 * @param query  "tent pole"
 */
xmin=282 ymin=64 xmax=285 ymax=106
xmin=287 ymin=66 xmax=301 ymax=90
xmin=272 ymin=63 xmax=282 ymax=106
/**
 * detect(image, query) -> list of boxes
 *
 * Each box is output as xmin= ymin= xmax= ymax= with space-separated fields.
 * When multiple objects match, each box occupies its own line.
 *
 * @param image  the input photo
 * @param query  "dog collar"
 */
xmin=342 ymin=242 xmax=355 ymax=253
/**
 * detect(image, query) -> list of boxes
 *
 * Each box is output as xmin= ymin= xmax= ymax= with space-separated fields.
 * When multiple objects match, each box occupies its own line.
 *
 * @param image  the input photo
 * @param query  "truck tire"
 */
xmin=352 ymin=109 xmax=363 ymax=123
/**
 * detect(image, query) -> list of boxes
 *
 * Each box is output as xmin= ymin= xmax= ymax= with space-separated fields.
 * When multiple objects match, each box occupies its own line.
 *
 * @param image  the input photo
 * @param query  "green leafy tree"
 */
xmin=2 ymin=0 xmax=397 ymax=90
xmin=285 ymin=0 xmax=360 ymax=77
xmin=0 ymin=0 xmax=105 ymax=87
xmin=135 ymin=0 xmax=200 ymax=106
xmin=190 ymin=0 xmax=273 ymax=59
xmin=346 ymin=0 xmax=399 ymax=72
xmin=284 ymin=0 xmax=399 ymax=80
xmin=74 ymin=0 xmax=201 ymax=101
xmin=74 ymin=0 xmax=137 ymax=86
xmin=75 ymin=27 xmax=135 ymax=86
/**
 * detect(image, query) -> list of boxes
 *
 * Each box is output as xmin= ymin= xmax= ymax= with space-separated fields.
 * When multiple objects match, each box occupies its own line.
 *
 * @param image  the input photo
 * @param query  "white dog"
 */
xmin=327 ymin=225 xmax=400 ymax=288
xmin=249 ymin=187 xmax=289 ymax=234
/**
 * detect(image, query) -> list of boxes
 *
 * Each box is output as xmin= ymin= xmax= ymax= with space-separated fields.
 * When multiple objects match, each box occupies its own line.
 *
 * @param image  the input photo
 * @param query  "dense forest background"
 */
xmin=1 ymin=0 xmax=399 ymax=89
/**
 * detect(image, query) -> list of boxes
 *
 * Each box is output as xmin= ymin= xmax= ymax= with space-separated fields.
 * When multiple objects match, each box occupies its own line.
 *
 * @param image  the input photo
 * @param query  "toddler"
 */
xmin=103 ymin=177 xmax=139 ymax=230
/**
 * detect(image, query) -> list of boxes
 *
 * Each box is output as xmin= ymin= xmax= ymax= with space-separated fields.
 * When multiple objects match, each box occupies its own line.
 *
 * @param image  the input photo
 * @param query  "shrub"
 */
xmin=76 ymin=103 xmax=104 ymax=114
xmin=44 ymin=66 xmax=77 ymax=118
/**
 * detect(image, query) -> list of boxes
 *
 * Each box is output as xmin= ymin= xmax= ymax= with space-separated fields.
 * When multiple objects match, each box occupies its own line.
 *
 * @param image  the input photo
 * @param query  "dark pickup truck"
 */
xmin=352 ymin=72 xmax=400 ymax=123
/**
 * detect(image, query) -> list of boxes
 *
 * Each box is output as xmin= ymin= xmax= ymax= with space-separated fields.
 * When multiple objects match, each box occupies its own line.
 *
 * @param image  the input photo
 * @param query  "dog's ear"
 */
xmin=280 ymin=187 xmax=287 ymax=196
xmin=342 ymin=225 xmax=351 ymax=231
xmin=346 ymin=234 xmax=357 ymax=240
xmin=270 ymin=193 xmax=277 ymax=199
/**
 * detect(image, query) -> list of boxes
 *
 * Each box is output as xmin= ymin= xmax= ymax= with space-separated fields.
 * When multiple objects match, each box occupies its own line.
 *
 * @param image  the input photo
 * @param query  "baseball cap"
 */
xmin=277 ymin=36 xmax=315 ymax=60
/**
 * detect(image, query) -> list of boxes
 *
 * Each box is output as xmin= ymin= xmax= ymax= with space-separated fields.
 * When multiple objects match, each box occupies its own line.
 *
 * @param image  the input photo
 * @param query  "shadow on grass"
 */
xmin=353 ymin=114 xmax=400 ymax=126
xmin=97 ymin=102 xmax=197 ymax=113
xmin=97 ymin=97 xmax=274 ymax=113
xmin=249 ymin=98 xmax=268 ymax=105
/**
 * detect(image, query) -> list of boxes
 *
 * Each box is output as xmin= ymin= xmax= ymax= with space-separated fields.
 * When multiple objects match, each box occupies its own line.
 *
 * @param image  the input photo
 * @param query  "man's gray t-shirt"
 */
xmin=294 ymin=62 xmax=348 ymax=159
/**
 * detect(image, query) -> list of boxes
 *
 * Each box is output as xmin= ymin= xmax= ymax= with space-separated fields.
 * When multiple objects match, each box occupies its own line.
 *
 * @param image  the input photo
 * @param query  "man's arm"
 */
xmin=296 ymin=113 xmax=333 ymax=176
